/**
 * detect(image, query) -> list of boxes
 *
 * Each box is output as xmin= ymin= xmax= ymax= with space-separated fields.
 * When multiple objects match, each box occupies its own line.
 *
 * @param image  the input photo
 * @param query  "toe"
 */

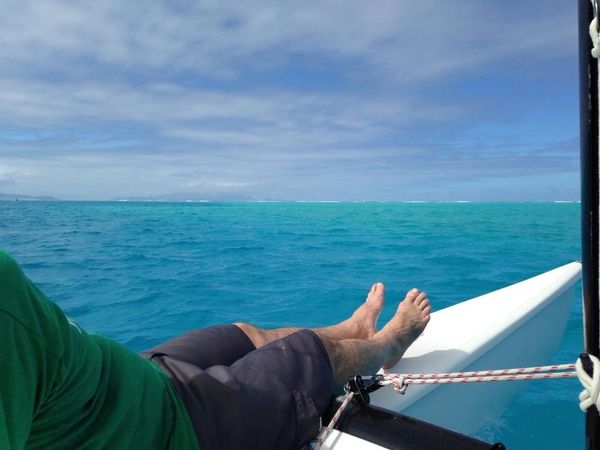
xmin=405 ymin=288 xmax=420 ymax=302
xmin=363 ymin=283 xmax=385 ymax=316
xmin=422 ymin=305 xmax=431 ymax=316
xmin=368 ymin=283 xmax=385 ymax=309
xmin=416 ymin=292 xmax=427 ymax=305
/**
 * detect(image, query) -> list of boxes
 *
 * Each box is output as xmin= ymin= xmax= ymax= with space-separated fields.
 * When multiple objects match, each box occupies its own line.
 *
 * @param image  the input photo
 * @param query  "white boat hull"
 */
xmin=323 ymin=262 xmax=581 ymax=449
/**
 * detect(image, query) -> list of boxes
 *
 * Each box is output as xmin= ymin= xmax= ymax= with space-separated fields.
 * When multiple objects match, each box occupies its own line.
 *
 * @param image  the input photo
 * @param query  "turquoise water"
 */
xmin=0 ymin=201 xmax=583 ymax=449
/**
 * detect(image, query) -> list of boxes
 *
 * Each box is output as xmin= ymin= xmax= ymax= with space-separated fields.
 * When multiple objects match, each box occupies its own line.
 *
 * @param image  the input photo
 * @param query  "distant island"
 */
xmin=112 ymin=192 xmax=256 ymax=202
xmin=0 ymin=193 xmax=59 ymax=201
xmin=0 ymin=192 xmax=257 ymax=202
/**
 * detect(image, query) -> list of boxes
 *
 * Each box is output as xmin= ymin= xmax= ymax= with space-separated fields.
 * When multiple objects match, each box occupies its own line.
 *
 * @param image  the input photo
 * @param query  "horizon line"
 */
xmin=0 ymin=198 xmax=582 ymax=204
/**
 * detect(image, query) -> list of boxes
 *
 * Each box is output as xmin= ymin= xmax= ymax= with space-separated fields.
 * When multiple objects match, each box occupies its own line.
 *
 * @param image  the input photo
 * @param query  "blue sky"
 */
xmin=0 ymin=0 xmax=579 ymax=201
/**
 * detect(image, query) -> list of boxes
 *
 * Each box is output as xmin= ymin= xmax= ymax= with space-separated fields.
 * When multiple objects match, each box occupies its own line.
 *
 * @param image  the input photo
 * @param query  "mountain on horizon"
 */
xmin=0 ymin=193 xmax=59 ymax=201
xmin=113 ymin=192 xmax=256 ymax=202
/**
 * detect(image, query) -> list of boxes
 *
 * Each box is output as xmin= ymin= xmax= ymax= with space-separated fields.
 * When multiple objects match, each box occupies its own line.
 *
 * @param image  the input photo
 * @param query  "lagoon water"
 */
xmin=0 ymin=201 xmax=583 ymax=449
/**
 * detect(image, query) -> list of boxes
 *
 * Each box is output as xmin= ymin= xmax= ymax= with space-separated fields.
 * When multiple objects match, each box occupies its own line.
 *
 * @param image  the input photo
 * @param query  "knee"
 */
xmin=234 ymin=322 xmax=258 ymax=337
xmin=234 ymin=322 xmax=265 ymax=348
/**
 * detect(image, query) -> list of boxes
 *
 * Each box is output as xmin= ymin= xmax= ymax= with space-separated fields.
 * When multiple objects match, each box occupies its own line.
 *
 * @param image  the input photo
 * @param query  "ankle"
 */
xmin=370 ymin=332 xmax=392 ymax=354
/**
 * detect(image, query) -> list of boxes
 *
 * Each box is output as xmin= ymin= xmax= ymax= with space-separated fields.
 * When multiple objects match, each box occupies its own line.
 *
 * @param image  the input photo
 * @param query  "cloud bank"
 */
xmin=0 ymin=0 xmax=579 ymax=200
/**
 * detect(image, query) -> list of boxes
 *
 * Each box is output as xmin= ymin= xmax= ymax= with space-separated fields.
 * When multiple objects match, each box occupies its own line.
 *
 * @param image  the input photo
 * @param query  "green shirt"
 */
xmin=0 ymin=251 xmax=200 ymax=450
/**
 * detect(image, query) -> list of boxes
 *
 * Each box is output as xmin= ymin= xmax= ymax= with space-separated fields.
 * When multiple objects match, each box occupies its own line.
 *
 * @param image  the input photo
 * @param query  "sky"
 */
xmin=0 ymin=0 xmax=581 ymax=201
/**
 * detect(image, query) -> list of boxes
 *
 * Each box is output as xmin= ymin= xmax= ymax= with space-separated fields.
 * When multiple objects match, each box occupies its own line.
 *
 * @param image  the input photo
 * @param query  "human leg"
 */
xmin=235 ymin=285 xmax=430 ymax=392
xmin=142 ymin=283 xmax=385 ymax=371
xmin=150 ymin=284 xmax=428 ymax=396
xmin=140 ymin=286 xmax=381 ymax=448
xmin=154 ymin=287 xmax=430 ymax=449
xmin=235 ymin=282 xmax=386 ymax=348
xmin=140 ymin=300 xmax=378 ymax=371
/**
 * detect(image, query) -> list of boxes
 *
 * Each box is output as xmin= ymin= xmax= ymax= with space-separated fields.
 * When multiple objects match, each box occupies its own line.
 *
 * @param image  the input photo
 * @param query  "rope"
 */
xmin=381 ymin=363 xmax=578 ymax=394
xmin=590 ymin=17 xmax=600 ymax=58
xmin=380 ymin=356 xmax=600 ymax=416
xmin=577 ymin=354 xmax=600 ymax=412
xmin=311 ymin=392 xmax=354 ymax=450
xmin=309 ymin=356 xmax=600 ymax=448
xmin=388 ymin=363 xmax=575 ymax=380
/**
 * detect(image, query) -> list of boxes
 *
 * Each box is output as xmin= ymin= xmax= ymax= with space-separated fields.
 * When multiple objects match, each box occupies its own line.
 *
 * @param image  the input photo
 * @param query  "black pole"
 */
xmin=579 ymin=0 xmax=600 ymax=449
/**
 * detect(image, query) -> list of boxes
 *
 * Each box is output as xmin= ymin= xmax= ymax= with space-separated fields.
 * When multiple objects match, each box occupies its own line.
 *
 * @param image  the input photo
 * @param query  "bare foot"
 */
xmin=333 ymin=282 xmax=385 ymax=340
xmin=374 ymin=288 xmax=431 ymax=369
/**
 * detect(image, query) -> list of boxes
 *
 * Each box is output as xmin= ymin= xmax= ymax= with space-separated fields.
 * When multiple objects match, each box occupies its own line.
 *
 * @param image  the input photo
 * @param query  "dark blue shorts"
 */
xmin=141 ymin=325 xmax=333 ymax=450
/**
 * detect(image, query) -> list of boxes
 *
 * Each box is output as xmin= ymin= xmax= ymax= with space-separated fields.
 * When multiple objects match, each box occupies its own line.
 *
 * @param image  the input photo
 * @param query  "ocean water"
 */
xmin=0 ymin=201 xmax=583 ymax=449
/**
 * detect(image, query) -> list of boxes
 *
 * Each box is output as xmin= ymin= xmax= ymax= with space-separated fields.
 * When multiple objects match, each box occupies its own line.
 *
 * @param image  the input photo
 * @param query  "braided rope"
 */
xmin=591 ymin=17 xmax=600 ymax=58
xmin=388 ymin=363 xmax=576 ymax=380
xmin=311 ymin=392 xmax=354 ymax=450
xmin=310 ymin=356 xmax=600 ymax=449
xmin=577 ymin=355 xmax=600 ymax=412
xmin=381 ymin=363 xmax=577 ymax=394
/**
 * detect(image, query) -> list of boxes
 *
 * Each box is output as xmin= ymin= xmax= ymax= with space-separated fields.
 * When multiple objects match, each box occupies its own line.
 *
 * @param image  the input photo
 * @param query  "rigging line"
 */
xmin=384 ymin=363 xmax=576 ymax=380
xmin=311 ymin=392 xmax=354 ymax=450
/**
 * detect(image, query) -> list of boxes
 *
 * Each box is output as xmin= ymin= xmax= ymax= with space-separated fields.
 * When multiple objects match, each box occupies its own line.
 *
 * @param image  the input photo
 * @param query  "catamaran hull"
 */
xmin=395 ymin=281 xmax=576 ymax=434
xmin=322 ymin=262 xmax=581 ymax=449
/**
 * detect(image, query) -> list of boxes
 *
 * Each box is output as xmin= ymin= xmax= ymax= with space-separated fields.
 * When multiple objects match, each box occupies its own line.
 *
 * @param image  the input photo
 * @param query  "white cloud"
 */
xmin=0 ymin=0 xmax=579 ymax=200
xmin=0 ymin=1 xmax=574 ymax=82
xmin=0 ymin=77 xmax=464 ymax=155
